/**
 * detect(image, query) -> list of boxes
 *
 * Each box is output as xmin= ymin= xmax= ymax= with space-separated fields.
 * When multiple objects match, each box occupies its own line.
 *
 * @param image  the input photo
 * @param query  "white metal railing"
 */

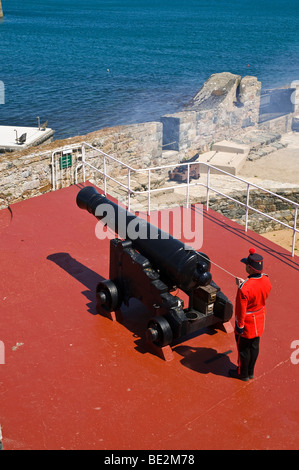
xmin=75 ymin=142 xmax=299 ymax=257
xmin=51 ymin=144 xmax=82 ymax=191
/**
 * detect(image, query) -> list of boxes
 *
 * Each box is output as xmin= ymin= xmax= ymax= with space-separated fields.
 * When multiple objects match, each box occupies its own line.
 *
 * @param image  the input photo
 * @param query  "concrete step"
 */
xmin=212 ymin=140 xmax=250 ymax=155
xmin=197 ymin=150 xmax=247 ymax=175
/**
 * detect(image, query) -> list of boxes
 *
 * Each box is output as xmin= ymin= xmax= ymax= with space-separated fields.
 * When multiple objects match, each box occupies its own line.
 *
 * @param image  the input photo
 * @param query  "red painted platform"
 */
xmin=0 ymin=184 xmax=298 ymax=450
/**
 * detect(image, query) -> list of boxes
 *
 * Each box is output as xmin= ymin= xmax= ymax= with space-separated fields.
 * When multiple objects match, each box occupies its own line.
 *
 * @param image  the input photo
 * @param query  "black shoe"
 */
xmin=248 ymin=374 xmax=254 ymax=379
xmin=229 ymin=369 xmax=249 ymax=382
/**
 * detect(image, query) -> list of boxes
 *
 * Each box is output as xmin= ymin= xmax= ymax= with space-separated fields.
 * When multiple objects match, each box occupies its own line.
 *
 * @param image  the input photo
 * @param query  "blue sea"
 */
xmin=0 ymin=0 xmax=299 ymax=140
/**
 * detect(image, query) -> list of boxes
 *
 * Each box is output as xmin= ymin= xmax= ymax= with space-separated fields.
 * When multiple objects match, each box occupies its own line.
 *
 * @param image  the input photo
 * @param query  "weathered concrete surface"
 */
xmin=212 ymin=140 xmax=250 ymax=154
xmin=197 ymin=150 xmax=248 ymax=175
xmin=240 ymin=132 xmax=299 ymax=185
xmin=0 ymin=125 xmax=54 ymax=152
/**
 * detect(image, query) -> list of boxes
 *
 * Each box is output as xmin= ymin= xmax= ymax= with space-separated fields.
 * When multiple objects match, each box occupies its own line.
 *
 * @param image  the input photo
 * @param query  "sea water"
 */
xmin=0 ymin=0 xmax=298 ymax=139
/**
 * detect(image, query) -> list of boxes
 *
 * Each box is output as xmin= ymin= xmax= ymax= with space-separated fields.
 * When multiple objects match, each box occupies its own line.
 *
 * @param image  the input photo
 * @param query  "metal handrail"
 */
xmin=51 ymin=144 xmax=82 ymax=191
xmin=77 ymin=142 xmax=299 ymax=257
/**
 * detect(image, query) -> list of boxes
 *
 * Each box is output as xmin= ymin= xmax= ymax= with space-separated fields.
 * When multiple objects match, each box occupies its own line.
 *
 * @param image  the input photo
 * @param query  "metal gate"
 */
xmin=51 ymin=146 xmax=82 ymax=190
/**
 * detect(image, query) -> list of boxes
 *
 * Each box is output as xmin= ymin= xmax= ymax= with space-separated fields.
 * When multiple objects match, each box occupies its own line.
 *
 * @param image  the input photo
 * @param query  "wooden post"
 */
xmin=0 ymin=1 xmax=3 ymax=19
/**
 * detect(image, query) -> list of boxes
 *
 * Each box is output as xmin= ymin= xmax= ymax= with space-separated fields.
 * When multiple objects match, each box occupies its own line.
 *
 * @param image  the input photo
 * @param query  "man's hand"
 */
xmin=235 ymin=277 xmax=245 ymax=287
xmin=235 ymin=323 xmax=245 ymax=335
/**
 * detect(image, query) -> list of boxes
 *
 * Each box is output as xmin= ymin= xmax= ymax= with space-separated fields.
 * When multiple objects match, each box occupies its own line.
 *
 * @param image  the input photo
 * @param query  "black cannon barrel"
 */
xmin=76 ymin=186 xmax=212 ymax=291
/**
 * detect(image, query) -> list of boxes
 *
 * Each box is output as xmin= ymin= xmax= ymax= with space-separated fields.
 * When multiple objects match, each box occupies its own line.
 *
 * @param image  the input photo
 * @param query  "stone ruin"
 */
xmin=161 ymin=72 xmax=262 ymax=153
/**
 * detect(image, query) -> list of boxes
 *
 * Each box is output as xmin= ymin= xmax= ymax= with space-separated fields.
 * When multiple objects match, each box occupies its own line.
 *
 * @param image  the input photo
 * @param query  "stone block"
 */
xmin=197 ymin=150 xmax=247 ymax=175
xmin=212 ymin=140 xmax=250 ymax=154
xmin=22 ymin=179 xmax=40 ymax=192
xmin=161 ymin=112 xmax=196 ymax=151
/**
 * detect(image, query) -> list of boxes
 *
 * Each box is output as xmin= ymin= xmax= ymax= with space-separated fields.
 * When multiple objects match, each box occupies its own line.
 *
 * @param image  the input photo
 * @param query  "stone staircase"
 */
xmin=193 ymin=129 xmax=287 ymax=175
xmin=233 ymin=129 xmax=287 ymax=161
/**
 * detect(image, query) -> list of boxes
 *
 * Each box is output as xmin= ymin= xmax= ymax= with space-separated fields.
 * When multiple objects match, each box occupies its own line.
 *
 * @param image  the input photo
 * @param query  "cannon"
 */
xmin=168 ymin=163 xmax=200 ymax=183
xmin=76 ymin=186 xmax=233 ymax=360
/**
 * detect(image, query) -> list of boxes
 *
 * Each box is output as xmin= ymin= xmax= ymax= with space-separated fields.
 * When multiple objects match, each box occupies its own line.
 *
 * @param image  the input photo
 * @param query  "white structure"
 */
xmin=0 ymin=125 xmax=54 ymax=152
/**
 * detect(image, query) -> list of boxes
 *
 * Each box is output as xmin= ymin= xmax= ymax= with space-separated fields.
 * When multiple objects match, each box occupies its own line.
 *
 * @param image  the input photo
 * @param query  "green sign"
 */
xmin=60 ymin=153 xmax=72 ymax=170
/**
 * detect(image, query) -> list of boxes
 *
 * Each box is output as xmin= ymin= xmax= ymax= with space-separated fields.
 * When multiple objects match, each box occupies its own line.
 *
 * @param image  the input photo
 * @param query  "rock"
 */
xmin=184 ymin=72 xmax=241 ymax=112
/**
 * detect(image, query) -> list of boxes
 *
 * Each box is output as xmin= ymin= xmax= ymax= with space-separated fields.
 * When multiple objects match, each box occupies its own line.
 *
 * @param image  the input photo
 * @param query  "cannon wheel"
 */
xmin=147 ymin=316 xmax=173 ymax=347
xmin=96 ymin=280 xmax=121 ymax=312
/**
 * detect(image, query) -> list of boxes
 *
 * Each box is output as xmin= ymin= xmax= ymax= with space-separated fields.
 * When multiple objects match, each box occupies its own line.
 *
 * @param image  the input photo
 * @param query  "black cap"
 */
xmin=241 ymin=248 xmax=263 ymax=272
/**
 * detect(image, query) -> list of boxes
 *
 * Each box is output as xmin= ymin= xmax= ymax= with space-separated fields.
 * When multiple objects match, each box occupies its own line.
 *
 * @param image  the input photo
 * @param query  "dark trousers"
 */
xmin=235 ymin=334 xmax=260 ymax=378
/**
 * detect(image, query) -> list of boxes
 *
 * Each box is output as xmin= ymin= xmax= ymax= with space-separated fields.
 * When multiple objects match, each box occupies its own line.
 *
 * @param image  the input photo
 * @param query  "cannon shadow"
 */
xmin=173 ymin=345 xmax=235 ymax=377
xmin=47 ymin=252 xmax=105 ymax=316
xmin=46 ymin=252 xmax=155 ymax=340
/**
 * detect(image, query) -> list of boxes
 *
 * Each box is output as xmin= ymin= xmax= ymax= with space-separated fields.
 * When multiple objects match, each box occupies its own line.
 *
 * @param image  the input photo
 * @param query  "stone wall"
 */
xmin=0 ymin=151 xmax=52 ymax=208
xmin=199 ymin=188 xmax=299 ymax=233
xmin=259 ymin=113 xmax=294 ymax=134
xmin=0 ymin=121 xmax=164 ymax=209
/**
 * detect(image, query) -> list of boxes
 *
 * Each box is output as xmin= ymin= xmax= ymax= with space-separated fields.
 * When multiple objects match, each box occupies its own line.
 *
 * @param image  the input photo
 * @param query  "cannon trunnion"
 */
xmin=76 ymin=186 xmax=233 ymax=360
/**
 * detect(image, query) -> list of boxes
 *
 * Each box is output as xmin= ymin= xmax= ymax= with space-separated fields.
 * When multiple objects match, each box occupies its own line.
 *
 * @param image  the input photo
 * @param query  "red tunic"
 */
xmin=235 ymin=273 xmax=272 ymax=339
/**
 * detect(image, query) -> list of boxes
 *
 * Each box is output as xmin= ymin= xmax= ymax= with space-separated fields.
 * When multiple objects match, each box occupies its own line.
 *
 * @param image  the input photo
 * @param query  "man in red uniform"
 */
xmin=229 ymin=248 xmax=271 ymax=381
